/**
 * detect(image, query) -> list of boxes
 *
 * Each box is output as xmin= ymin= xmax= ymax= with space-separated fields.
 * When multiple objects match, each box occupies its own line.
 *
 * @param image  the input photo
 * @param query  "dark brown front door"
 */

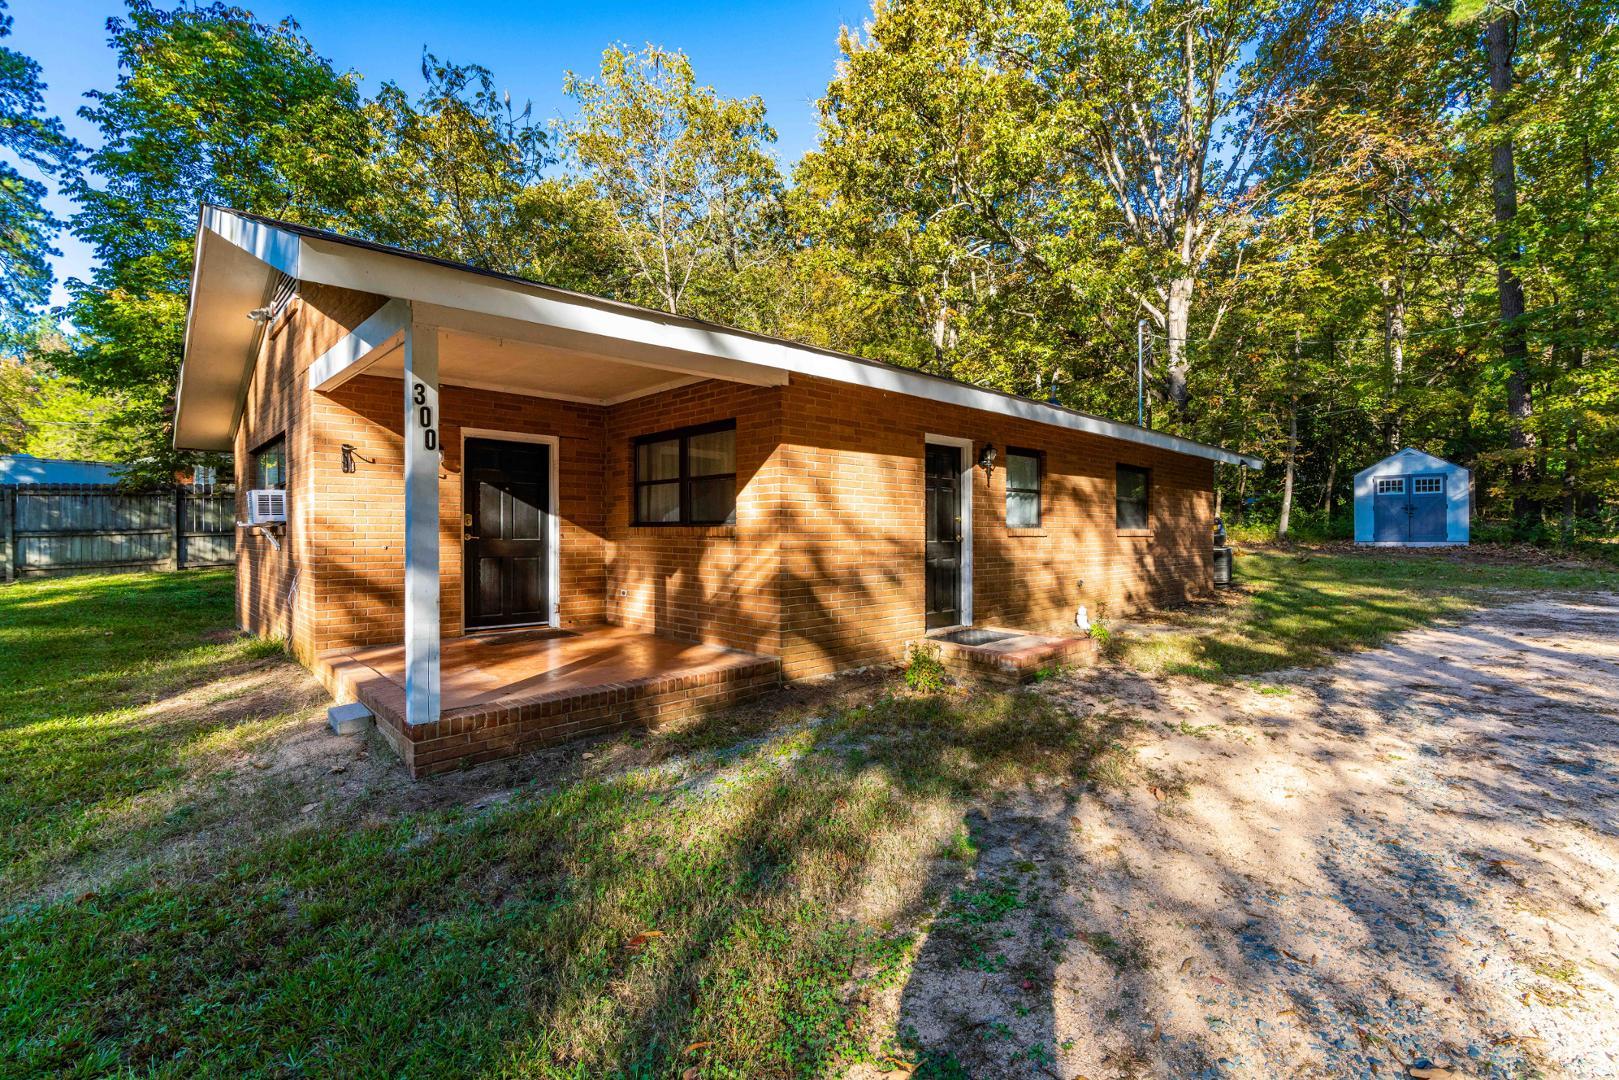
xmin=463 ymin=438 xmax=550 ymax=630
xmin=925 ymin=443 xmax=962 ymax=629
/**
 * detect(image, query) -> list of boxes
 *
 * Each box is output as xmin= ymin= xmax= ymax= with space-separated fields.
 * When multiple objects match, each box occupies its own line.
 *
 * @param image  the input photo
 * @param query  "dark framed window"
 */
xmin=633 ymin=420 xmax=736 ymax=525
xmin=1005 ymin=447 xmax=1042 ymax=528
xmin=253 ymin=436 xmax=287 ymax=490
xmin=1115 ymin=464 xmax=1150 ymax=530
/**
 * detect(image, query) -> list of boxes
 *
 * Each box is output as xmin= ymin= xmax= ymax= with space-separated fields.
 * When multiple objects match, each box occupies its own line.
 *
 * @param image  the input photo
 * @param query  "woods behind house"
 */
xmin=2 ymin=0 xmax=1615 ymax=539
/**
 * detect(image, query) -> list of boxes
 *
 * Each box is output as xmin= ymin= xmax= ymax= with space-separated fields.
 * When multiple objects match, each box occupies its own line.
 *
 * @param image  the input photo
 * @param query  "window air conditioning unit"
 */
xmin=246 ymin=488 xmax=287 ymax=525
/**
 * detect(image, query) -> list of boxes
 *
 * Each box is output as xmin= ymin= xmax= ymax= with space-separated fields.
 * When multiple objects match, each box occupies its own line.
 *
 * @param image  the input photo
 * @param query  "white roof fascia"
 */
xmin=201 ymin=205 xmax=301 ymax=278
xmin=202 ymin=209 xmax=1262 ymax=470
xmin=1355 ymin=447 xmax=1456 ymax=477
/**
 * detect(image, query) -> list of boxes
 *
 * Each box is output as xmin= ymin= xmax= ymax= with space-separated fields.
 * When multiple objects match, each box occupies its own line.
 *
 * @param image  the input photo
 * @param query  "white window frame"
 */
xmin=458 ymin=428 xmax=562 ymax=631
xmin=1376 ymin=477 xmax=1405 ymax=495
xmin=1412 ymin=476 xmax=1443 ymax=495
xmin=924 ymin=434 xmax=974 ymax=628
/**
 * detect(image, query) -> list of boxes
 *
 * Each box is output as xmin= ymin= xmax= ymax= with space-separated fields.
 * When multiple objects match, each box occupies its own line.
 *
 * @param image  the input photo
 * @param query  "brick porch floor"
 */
xmin=317 ymin=625 xmax=781 ymax=776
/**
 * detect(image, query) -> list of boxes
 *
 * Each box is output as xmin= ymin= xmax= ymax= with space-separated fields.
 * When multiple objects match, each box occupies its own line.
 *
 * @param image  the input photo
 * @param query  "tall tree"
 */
xmin=561 ymin=44 xmax=783 ymax=320
xmin=360 ymin=53 xmax=618 ymax=290
xmin=57 ymin=1 xmax=370 ymax=480
xmin=1482 ymin=5 xmax=1536 ymax=519
xmin=1021 ymin=0 xmax=1348 ymax=412
xmin=0 ymin=0 xmax=76 ymax=339
xmin=795 ymin=0 xmax=1100 ymax=392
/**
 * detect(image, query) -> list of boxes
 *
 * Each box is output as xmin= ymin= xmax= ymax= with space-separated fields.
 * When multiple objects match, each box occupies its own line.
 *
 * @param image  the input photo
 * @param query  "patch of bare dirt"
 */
xmin=24 ymin=655 xmax=897 ymax=908
xmin=856 ymin=595 xmax=1619 ymax=1079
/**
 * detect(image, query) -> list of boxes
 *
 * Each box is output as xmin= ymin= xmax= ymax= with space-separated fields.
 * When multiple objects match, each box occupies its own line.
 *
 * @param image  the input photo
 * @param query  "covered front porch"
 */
xmin=318 ymin=625 xmax=780 ymax=777
xmin=304 ymin=283 xmax=790 ymax=774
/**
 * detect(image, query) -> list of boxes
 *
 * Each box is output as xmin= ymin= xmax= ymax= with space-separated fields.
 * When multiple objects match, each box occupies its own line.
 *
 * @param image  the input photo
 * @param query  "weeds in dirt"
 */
xmin=940 ymin=825 xmax=978 ymax=864
xmin=1084 ymin=930 xmax=1149 ymax=972
xmin=1529 ymin=957 xmax=1584 ymax=986
xmin=904 ymin=642 xmax=950 ymax=692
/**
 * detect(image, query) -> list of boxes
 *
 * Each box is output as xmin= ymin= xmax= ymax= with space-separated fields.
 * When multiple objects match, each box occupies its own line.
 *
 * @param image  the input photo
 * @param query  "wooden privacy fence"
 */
xmin=1 ymin=484 xmax=237 ymax=581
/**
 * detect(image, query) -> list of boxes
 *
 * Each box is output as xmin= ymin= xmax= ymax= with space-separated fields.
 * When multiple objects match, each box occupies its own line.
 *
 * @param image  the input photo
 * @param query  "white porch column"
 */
xmin=402 ymin=310 xmax=441 ymax=726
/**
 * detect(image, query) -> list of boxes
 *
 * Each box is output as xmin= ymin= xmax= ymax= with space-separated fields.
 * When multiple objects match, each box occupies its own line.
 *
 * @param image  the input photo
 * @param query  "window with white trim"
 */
xmin=1412 ymin=476 xmax=1443 ymax=494
xmin=1376 ymin=477 xmax=1404 ymax=495
xmin=1005 ymin=448 xmax=1041 ymax=528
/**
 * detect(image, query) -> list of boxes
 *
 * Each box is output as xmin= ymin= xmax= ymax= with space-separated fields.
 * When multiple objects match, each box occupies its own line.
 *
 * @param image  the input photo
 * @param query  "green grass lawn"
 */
xmin=1112 ymin=545 xmax=1618 ymax=679
xmin=0 ymin=570 xmax=298 ymax=894
xmin=1 ymin=550 xmax=1612 ymax=1076
xmin=0 ymin=569 xmax=1125 ymax=1076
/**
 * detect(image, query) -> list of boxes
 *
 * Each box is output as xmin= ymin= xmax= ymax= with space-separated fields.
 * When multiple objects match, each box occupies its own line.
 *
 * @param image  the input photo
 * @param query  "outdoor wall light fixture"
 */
xmin=978 ymin=443 xmax=998 ymax=479
xmin=340 ymin=444 xmax=375 ymax=475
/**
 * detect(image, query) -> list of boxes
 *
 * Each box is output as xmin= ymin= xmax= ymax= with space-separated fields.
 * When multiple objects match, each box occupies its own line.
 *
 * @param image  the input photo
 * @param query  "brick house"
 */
xmin=175 ymin=207 xmax=1260 ymax=775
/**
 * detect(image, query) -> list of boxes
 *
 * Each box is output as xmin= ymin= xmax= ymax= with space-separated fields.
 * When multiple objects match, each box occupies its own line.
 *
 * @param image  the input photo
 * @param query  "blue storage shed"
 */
xmin=1353 ymin=448 xmax=1470 ymax=546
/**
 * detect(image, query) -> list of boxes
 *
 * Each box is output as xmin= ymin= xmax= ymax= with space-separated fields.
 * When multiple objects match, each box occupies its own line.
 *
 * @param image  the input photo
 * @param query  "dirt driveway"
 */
xmin=872 ymin=595 xmax=1619 ymax=1078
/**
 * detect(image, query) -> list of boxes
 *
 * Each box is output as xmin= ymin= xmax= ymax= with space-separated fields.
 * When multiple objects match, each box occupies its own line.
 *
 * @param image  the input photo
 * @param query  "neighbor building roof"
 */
xmin=0 ymin=454 xmax=124 ymax=485
xmin=176 ymin=205 xmax=1263 ymax=470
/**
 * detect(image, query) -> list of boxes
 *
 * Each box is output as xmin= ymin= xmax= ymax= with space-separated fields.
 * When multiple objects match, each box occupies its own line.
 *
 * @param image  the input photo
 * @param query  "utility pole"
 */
xmin=1137 ymin=319 xmax=1146 ymax=428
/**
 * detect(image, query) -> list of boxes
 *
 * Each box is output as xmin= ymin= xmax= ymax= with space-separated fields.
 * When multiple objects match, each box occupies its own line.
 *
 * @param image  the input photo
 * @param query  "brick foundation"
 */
xmin=317 ymin=632 xmax=781 ymax=778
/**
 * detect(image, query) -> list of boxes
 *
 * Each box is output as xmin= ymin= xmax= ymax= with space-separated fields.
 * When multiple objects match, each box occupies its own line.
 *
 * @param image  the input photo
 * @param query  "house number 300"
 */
xmin=412 ymin=381 xmax=438 ymax=450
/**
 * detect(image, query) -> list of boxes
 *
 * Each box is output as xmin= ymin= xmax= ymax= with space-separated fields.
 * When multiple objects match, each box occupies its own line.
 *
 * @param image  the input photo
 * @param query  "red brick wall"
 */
xmin=774 ymin=374 xmax=1214 ymax=678
xmin=306 ymin=376 xmax=607 ymax=654
xmin=598 ymin=373 xmax=1212 ymax=679
xmin=601 ymin=380 xmax=785 ymax=656
xmin=234 ymin=283 xmax=386 ymax=661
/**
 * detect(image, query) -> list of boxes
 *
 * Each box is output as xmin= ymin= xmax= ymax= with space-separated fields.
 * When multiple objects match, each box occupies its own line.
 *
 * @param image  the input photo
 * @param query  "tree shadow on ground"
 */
xmin=881 ymin=597 xmax=1619 ymax=1078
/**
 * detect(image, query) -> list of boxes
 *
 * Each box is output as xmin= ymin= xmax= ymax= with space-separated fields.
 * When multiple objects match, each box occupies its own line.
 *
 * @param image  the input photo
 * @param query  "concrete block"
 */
xmin=327 ymin=701 xmax=373 ymax=736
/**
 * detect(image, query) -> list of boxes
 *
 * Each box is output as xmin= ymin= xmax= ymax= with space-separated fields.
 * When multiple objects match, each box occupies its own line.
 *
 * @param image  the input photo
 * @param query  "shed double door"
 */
xmin=463 ymin=438 xmax=551 ymax=629
xmin=1372 ymin=475 xmax=1446 ymax=542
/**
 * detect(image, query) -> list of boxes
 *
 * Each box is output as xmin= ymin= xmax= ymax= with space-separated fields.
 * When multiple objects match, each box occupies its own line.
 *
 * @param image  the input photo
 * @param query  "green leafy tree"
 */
xmin=1011 ymin=0 xmax=1351 ymax=413
xmin=795 ymin=0 xmax=1098 ymax=392
xmin=561 ymin=44 xmax=784 ymax=320
xmin=0 ymin=355 xmax=33 ymax=451
xmin=360 ymin=53 xmax=619 ymax=290
xmin=0 ymin=0 xmax=76 ymax=338
xmin=56 ymin=1 xmax=370 ymax=481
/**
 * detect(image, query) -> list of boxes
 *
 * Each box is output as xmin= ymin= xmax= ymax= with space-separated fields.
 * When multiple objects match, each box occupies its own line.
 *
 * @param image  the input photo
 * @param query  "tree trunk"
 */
xmin=1382 ymin=274 xmax=1407 ymax=451
xmin=930 ymin=264 xmax=957 ymax=373
xmin=1320 ymin=334 xmax=1339 ymax=518
xmin=1487 ymin=14 xmax=1536 ymax=525
xmin=1277 ymin=403 xmax=1298 ymax=541
xmin=1560 ymin=423 xmax=1577 ymax=545
xmin=1320 ymin=439 xmax=1337 ymax=517
xmin=1165 ymin=276 xmax=1193 ymax=411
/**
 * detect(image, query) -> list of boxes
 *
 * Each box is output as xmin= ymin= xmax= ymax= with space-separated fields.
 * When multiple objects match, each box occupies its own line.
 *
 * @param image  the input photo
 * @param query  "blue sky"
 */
xmin=8 ymin=0 xmax=867 ymax=306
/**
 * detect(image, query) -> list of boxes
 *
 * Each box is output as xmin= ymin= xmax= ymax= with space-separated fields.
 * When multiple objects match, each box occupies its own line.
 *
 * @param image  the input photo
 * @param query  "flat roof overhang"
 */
xmin=175 ymin=205 xmax=1264 ymax=470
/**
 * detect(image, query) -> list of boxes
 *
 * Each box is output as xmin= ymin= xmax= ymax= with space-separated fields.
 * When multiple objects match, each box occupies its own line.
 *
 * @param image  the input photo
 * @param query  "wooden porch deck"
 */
xmin=318 ymin=625 xmax=781 ymax=776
